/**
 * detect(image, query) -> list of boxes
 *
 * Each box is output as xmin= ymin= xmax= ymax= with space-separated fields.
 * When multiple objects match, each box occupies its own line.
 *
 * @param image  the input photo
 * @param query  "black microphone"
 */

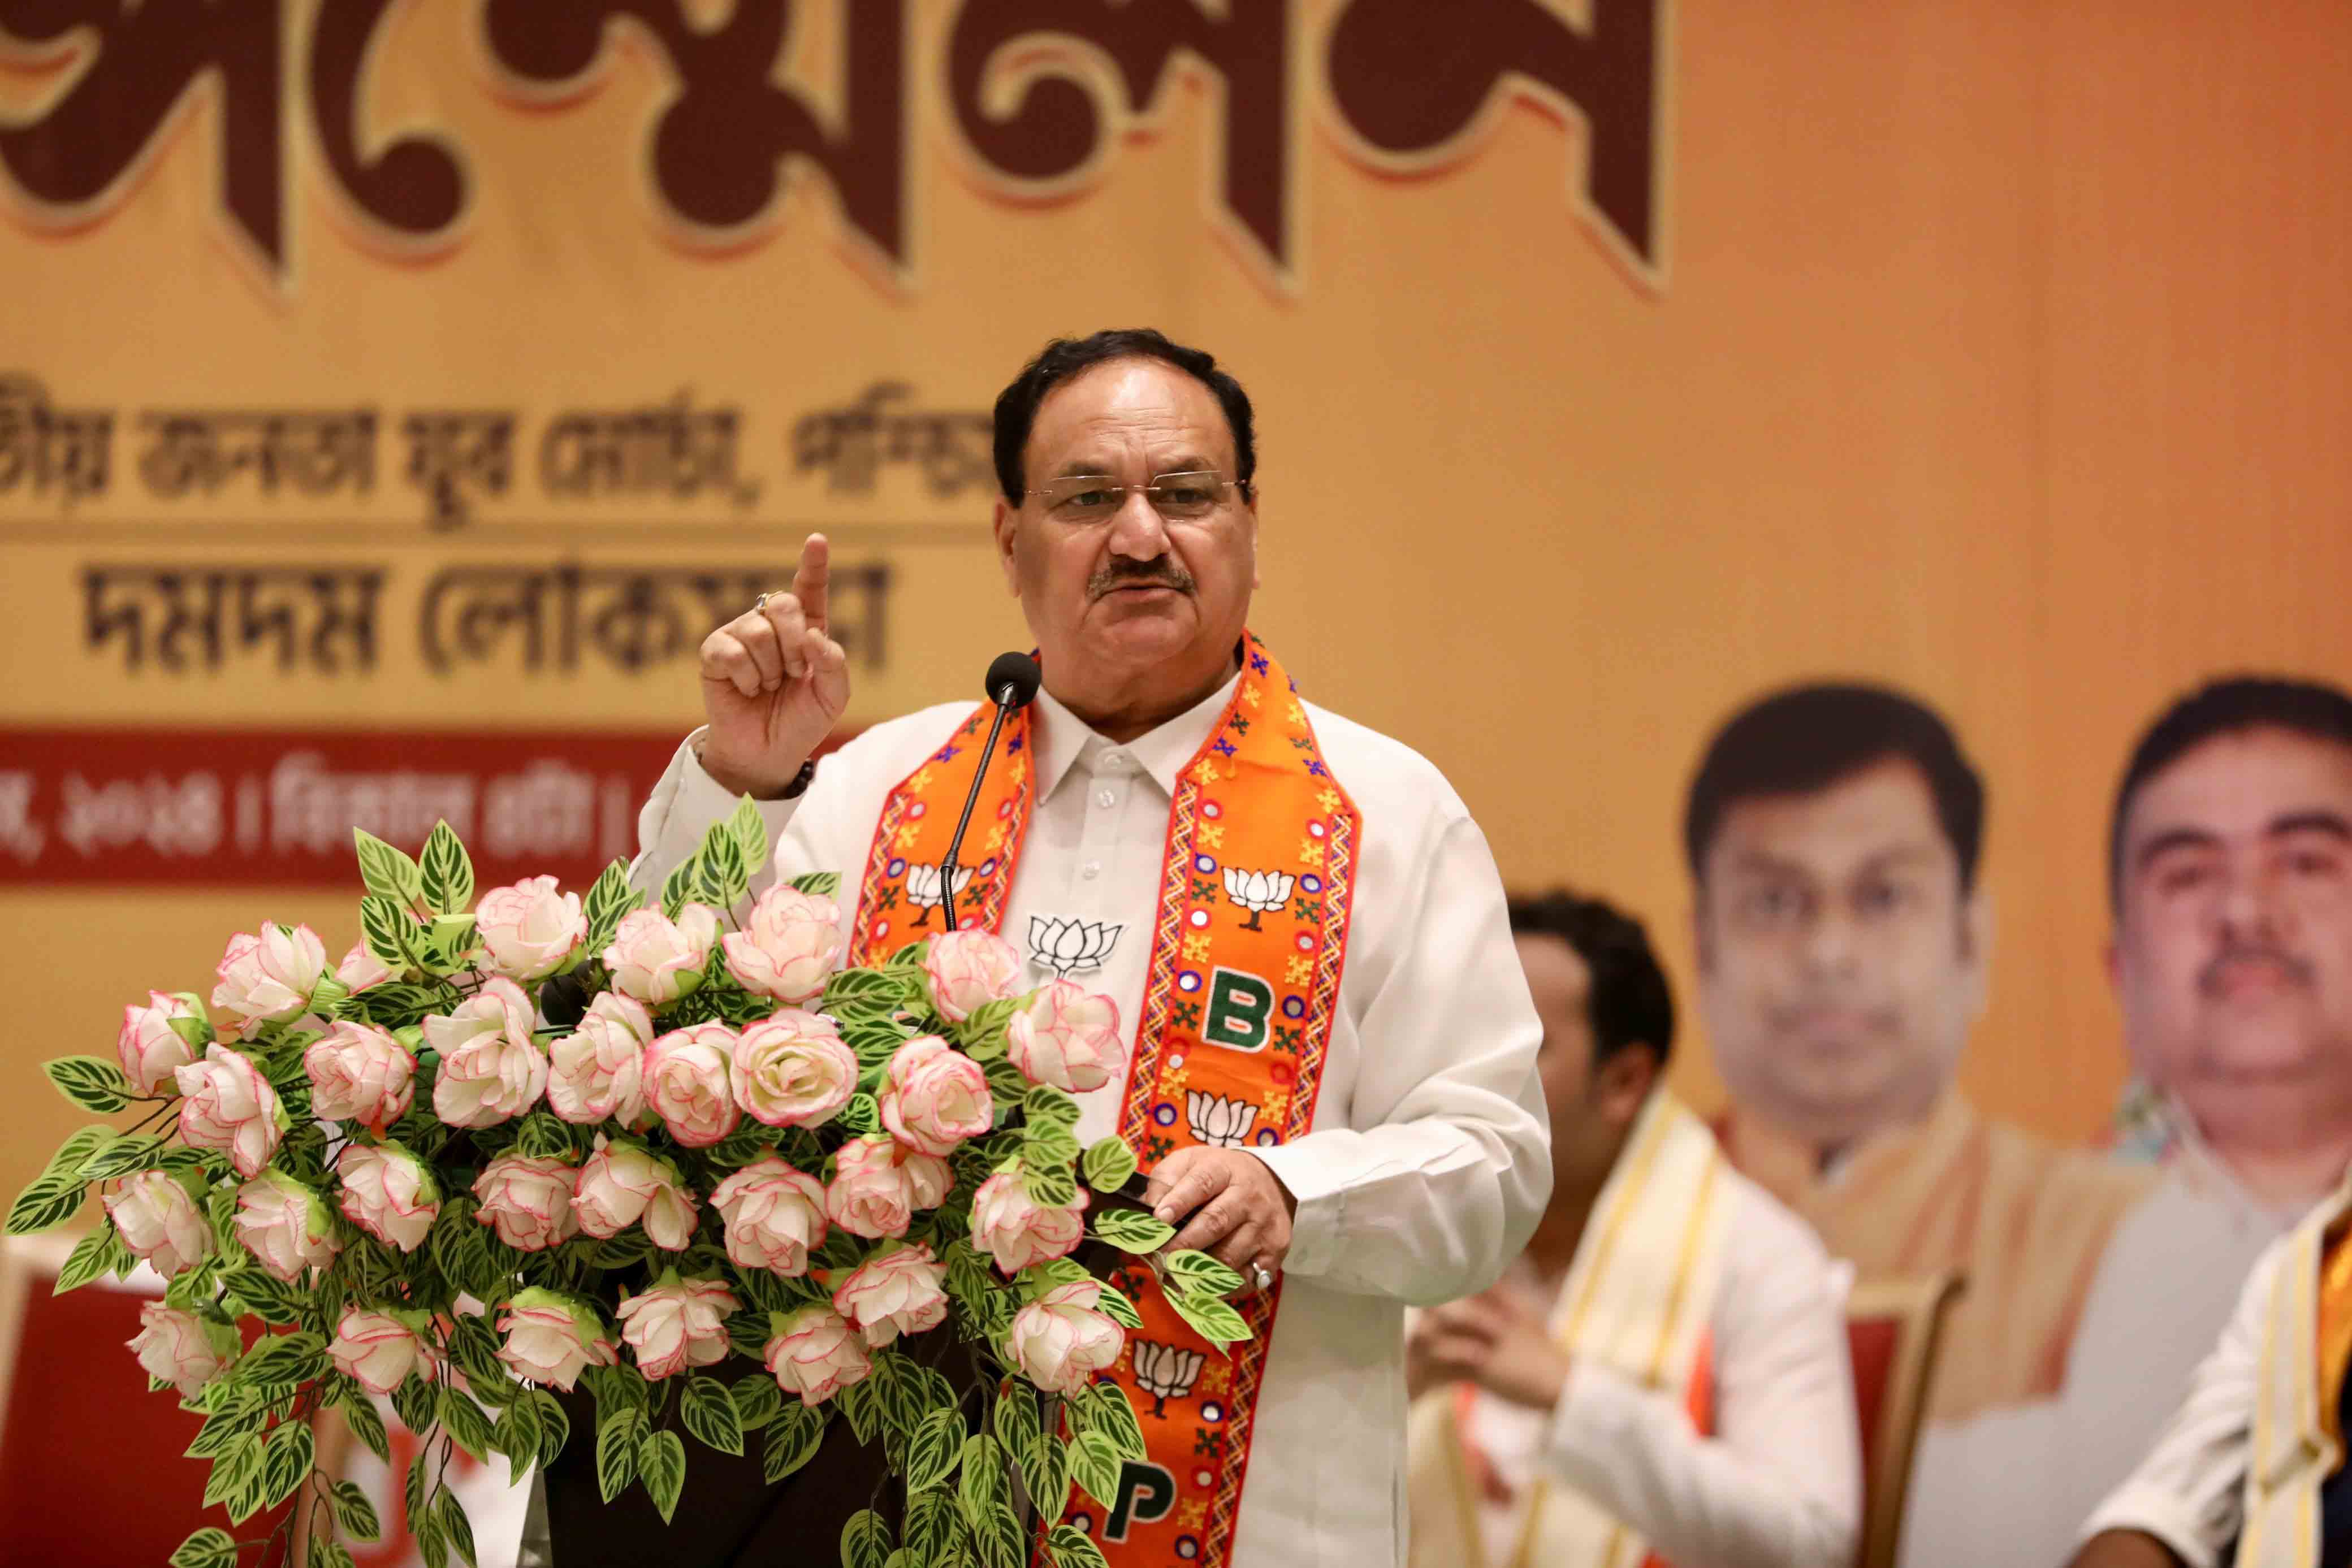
xmin=940 ymin=652 xmax=1041 ymax=934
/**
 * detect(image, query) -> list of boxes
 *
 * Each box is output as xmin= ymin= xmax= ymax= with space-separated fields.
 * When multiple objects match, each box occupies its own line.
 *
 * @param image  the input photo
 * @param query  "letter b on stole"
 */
xmin=1203 ymin=967 xmax=1273 ymax=1052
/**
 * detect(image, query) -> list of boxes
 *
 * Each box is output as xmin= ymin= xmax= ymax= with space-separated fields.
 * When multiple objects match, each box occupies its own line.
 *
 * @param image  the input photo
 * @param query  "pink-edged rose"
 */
xmin=327 ymin=1306 xmax=431 ymax=1396
xmin=731 ymin=1010 xmax=856 ymax=1129
xmin=644 ymin=1023 xmax=741 ymax=1148
xmin=762 ymin=1305 xmax=872 ymax=1407
xmin=878 ymin=1036 xmax=992 ymax=1156
xmin=305 ymin=1020 xmax=416 ymax=1128
xmin=336 ymin=940 xmax=395 ymax=994
xmin=547 ymin=991 xmax=653 ymax=1127
xmin=710 ymin=1156 xmax=828 ymax=1276
xmin=472 ymin=1153 xmax=581 ymax=1253
xmin=969 ymin=1170 xmax=1087 ymax=1275
xmin=723 ymin=886 xmax=842 ymax=1003
xmin=211 ymin=922 xmax=328 ymax=1035
xmin=175 ymin=1045 xmax=286 ymax=1178
xmin=475 ymin=875 xmax=587 ymax=981
xmin=572 ymin=1136 xmax=698 ymax=1251
xmin=496 ymin=1289 xmax=617 ymax=1391
xmin=831 ymin=1242 xmax=949 ymax=1348
xmin=117 ymin=991 xmax=200 ymax=1097
xmin=103 ymin=1169 xmax=212 ymax=1279
xmin=922 ymin=930 xmax=1024 ymax=1023
xmin=603 ymin=904 xmax=721 ymax=1005
xmin=232 ymin=1171 xmax=341 ymax=1282
xmin=617 ymin=1275 xmax=738 ymax=1381
xmin=902 ymin=1150 xmax=953 ymax=1210
xmin=824 ymin=1134 xmax=914 ymax=1240
xmin=130 ymin=1302 xmax=240 ymax=1399
xmin=427 ymin=977 xmax=547 ymax=1128
xmin=1005 ymin=981 xmax=1126 ymax=1093
xmin=1004 ymin=1279 xmax=1126 ymax=1396
xmin=336 ymin=1141 xmax=441 ymax=1252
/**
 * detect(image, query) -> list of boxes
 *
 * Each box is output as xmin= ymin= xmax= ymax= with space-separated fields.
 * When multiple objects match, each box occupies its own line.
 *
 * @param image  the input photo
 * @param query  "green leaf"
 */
xmin=1020 ymin=1160 xmax=1078 ymax=1210
xmin=439 ymin=1385 xmax=496 ymax=1462
xmin=236 ymin=1331 xmax=327 ymax=1392
xmin=44 ymin=1055 xmax=131 ymax=1114
xmin=437 ymin=1488 xmax=479 ymax=1568
xmin=1047 ymin=1523 xmax=1111 ymax=1568
xmin=530 ymin=1389 xmax=570 ymax=1470
xmin=1068 ymin=1430 xmax=1123 ymax=1509
xmin=660 ymin=855 xmax=701 ymax=922
xmin=1079 ymin=1137 xmax=1139 ymax=1195
xmin=730 ymin=1374 xmax=782 ymax=1434
xmin=1023 ymin=1085 xmax=1082 ymax=1127
xmin=419 ymin=821 xmax=476 ymax=916
xmin=78 ymin=1134 xmax=165 ymax=1183
xmin=415 ymin=1513 xmax=449 ymax=1568
xmin=1093 ymin=1285 xmax=1143 ymax=1331
xmin=1022 ymin=1428 xmax=1071 ymax=1519
xmin=201 ymin=1431 xmax=261 ymax=1510
xmin=837 ymin=1094 xmax=881 ymax=1136
xmin=1080 ymin=1384 xmax=1147 ymax=1464
xmin=354 ymin=829 xmax=426 ymax=909
xmin=340 ymin=1384 xmax=393 ymax=1464
xmin=260 ymin=1418 xmax=314 ymax=1508
xmin=360 ymin=895 xmax=418 ymax=972
xmin=222 ymin=1265 xmax=308 ymax=1326
xmin=841 ymin=1508 xmax=893 ymax=1568
xmin=697 ymin=829 xmax=750 ymax=912
xmin=905 ymin=1491 xmax=957 ymax=1562
xmin=727 ymin=796 xmax=770 ymax=879
xmin=1166 ymin=1288 xmax=1251 ymax=1348
xmin=53 ymin=1224 xmax=122 ymax=1294
xmin=1165 ymin=1249 xmax=1247 ymax=1298
xmin=789 ymin=870 xmax=841 ymax=899
xmin=168 ymin=1527 xmax=240 ymax=1568
xmin=596 ymin=1406 xmax=645 ymax=1501
xmin=982 ymin=1056 xmax=1030 ymax=1107
xmin=313 ymin=1540 xmax=357 ymax=1568
xmin=906 ymin=1406 xmax=963 ymax=1494
xmin=42 ymin=1126 xmax=116 ymax=1185
xmin=404 ymin=1448 xmax=433 ymax=1528
xmin=492 ymin=1393 xmax=543 ymax=1470
xmin=331 ymin=1478 xmax=383 ymax=1542
xmin=639 ymin=1427 xmax=687 ymax=1523
xmin=1024 ymin=1119 xmax=1081 ymax=1167
xmin=837 ymin=1372 xmax=881 ymax=1444
xmin=763 ymin=1402 xmax=825 ymax=1483
xmin=187 ymin=1403 xmax=266 ymax=1459
xmin=972 ymin=1495 xmax=1024 ymax=1568
xmin=681 ymin=1372 xmax=745 ymax=1455
xmin=418 ymin=913 xmax=481 ymax=976
xmin=993 ymin=1385 xmax=1040 ymax=1462
xmin=957 ymin=1432 xmax=1006 ymax=1530
xmin=581 ymin=859 xmax=644 ymax=954
xmin=391 ymin=1372 xmax=438 ymax=1436
xmin=1089 ymin=1208 xmax=1173 ymax=1254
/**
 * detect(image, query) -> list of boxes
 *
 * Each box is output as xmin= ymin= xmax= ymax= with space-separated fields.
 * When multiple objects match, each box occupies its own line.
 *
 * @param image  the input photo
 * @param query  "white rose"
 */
xmin=475 ymin=876 xmax=587 ymax=981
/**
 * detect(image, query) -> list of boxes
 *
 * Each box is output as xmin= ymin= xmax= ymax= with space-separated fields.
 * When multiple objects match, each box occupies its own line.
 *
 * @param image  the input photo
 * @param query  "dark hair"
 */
xmin=1508 ymin=890 xmax=1676 ymax=1067
xmin=1683 ymin=682 xmax=1986 ymax=893
xmin=2107 ymin=674 xmax=2352 ymax=909
xmin=991 ymin=328 xmax=1257 ymax=505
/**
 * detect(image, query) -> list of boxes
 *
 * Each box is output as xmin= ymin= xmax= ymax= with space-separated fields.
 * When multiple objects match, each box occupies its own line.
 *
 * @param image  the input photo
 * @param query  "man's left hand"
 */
xmin=1146 ymin=1147 xmax=1298 ymax=1293
xmin=1409 ymin=1288 xmax=1570 ymax=1411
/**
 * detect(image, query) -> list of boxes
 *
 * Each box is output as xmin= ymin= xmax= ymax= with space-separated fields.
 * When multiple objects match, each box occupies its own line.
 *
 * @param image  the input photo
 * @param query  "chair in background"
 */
xmin=1845 ymin=1272 xmax=1965 ymax=1568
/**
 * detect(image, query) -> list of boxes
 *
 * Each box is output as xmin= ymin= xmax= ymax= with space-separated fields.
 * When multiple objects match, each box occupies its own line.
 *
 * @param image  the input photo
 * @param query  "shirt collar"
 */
xmin=1030 ymin=669 xmax=1242 ymax=800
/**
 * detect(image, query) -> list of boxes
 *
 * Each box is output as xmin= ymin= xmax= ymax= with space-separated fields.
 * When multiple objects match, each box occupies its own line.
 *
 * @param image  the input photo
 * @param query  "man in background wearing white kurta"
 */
xmin=627 ymin=330 xmax=1552 ymax=1566
xmin=1406 ymin=890 xmax=1858 ymax=1568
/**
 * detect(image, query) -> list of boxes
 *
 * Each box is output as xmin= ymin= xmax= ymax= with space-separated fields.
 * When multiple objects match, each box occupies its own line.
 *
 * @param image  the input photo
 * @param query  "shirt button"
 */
xmin=1096 ymin=787 xmax=1117 ymax=808
xmin=1102 ymin=751 xmax=1128 ymax=770
xmin=1083 ymin=860 xmax=1102 ymax=880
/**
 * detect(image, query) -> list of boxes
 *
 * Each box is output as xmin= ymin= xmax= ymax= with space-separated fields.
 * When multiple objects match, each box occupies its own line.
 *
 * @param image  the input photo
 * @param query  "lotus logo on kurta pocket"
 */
xmin=1026 ymin=914 xmax=1122 ymax=976
xmin=1221 ymin=867 xmax=1295 ymax=930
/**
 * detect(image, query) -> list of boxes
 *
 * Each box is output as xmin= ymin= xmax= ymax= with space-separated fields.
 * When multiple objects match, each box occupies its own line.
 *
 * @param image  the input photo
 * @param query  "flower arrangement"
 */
xmin=10 ymin=803 xmax=1252 ymax=1568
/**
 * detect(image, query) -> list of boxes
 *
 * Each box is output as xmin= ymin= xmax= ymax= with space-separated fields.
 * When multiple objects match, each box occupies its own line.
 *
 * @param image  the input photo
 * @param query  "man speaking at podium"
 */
xmin=611 ymin=330 xmax=1553 ymax=1566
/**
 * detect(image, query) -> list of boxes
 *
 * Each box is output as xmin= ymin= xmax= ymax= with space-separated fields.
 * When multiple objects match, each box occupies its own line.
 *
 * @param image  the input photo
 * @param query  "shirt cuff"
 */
xmin=2079 ymin=1480 xmax=2224 ymax=1568
xmin=1545 ymin=1357 xmax=1651 ymax=1473
xmin=655 ymin=727 xmax=804 ymax=870
xmin=1247 ymin=1141 xmax=1346 ymax=1279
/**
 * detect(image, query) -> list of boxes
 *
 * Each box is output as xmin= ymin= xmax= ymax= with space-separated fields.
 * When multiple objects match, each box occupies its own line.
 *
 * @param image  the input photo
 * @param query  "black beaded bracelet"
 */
xmin=779 ymin=757 xmax=818 ymax=799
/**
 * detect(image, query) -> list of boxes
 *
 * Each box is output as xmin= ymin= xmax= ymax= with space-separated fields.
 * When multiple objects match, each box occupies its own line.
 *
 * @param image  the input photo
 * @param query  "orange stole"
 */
xmin=848 ymin=635 xmax=1361 ymax=1566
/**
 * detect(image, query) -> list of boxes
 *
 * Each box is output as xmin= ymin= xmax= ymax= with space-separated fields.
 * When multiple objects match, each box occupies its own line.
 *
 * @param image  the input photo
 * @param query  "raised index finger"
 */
xmin=792 ymin=533 xmax=831 ymax=636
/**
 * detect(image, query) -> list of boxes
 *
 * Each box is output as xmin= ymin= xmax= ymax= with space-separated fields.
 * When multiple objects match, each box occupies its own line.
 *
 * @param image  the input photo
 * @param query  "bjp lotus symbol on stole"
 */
xmin=903 ymin=861 xmax=973 ymax=926
xmin=1220 ymin=868 xmax=1295 ymax=932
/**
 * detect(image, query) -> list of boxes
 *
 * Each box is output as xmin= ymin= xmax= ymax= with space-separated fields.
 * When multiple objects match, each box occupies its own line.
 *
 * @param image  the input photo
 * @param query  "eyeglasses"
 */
xmin=1024 ymin=470 xmax=1244 ymax=525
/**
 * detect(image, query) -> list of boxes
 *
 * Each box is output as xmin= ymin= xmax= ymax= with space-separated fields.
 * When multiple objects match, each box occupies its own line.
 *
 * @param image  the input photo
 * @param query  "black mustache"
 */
xmin=2199 ymin=943 xmax=2315 ymax=995
xmin=1088 ymin=561 xmax=1195 ymax=597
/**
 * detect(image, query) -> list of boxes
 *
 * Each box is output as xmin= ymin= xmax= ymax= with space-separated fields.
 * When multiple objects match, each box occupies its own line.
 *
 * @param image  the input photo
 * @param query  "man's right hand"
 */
xmin=696 ymin=534 xmax=850 ymax=798
xmin=2065 ymin=1530 xmax=2186 ymax=1568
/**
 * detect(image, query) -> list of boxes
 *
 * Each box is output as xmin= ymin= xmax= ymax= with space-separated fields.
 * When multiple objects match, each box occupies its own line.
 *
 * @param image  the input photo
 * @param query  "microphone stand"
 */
xmin=938 ymin=699 xmax=1015 ymax=934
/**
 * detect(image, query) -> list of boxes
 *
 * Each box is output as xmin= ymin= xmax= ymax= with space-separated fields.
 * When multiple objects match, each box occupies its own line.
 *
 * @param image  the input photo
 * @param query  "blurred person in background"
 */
xmin=2055 ymin=675 xmax=2352 ymax=1549
xmin=1405 ymin=890 xmax=1858 ymax=1568
xmin=1689 ymin=683 xmax=2150 ymax=1424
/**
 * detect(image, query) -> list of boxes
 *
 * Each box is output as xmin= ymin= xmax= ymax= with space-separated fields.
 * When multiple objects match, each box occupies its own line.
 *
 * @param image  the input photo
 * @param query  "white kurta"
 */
xmin=630 ymin=674 xmax=1555 ymax=1567
xmin=1445 ymin=1167 xmax=1860 ymax=1568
